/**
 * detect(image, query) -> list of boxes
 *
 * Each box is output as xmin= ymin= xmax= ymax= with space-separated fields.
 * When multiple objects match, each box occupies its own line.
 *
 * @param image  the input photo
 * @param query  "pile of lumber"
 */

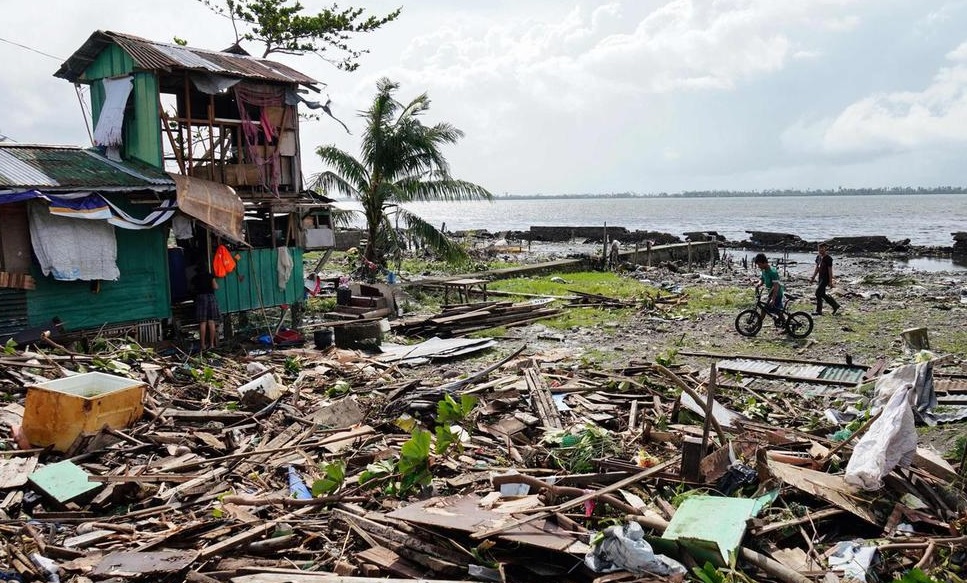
xmin=393 ymin=300 xmax=561 ymax=338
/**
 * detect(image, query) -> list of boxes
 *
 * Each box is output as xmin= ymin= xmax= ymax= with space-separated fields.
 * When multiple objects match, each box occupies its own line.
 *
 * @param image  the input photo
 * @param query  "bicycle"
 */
xmin=734 ymin=285 xmax=814 ymax=339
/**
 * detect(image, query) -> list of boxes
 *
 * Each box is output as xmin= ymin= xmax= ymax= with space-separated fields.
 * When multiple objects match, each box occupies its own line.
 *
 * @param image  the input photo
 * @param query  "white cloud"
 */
xmin=4 ymin=0 xmax=967 ymax=194
xmin=785 ymin=40 xmax=967 ymax=156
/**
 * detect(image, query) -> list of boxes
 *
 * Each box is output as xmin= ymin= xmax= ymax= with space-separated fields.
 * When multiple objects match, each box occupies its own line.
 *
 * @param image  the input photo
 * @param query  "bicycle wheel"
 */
xmin=785 ymin=311 xmax=814 ymax=338
xmin=734 ymin=309 xmax=763 ymax=337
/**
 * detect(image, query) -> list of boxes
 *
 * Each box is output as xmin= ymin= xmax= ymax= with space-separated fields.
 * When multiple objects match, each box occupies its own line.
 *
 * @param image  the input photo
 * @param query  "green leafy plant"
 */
xmin=326 ymin=380 xmax=351 ymax=398
xmin=4 ymin=338 xmax=17 ymax=355
xmin=437 ymin=394 xmax=478 ymax=426
xmin=693 ymin=562 xmax=726 ymax=583
xmin=434 ymin=394 xmax=478 ymax=456
xmin=655 ymin=347 xmax=678 ymax=367
xmin=892 ymin=569 xmax=943 ymax=583
xmin=544 ymin=424 xmax=620 ymax=473
xmin=284 ymin=356 xmax=302 ymax=375
xmin=358 ymin=429 xmax=433 ymax=496
xmin=311 ymin=460 xmax=346 ymax=496
xmin=947 ymin=434 xmax=966 ymax=462
xmin=358 ymin=459 xmax=396 ymax=489
xmin=397 ymin=429 xmax=432 ymax=493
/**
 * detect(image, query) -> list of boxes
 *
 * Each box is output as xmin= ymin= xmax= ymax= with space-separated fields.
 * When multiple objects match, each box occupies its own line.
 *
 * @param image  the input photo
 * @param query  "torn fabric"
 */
xmin=93 ymin=76 xmax=133 ymax=147
xmin=0 ymin=190 xmax=175 ymax=229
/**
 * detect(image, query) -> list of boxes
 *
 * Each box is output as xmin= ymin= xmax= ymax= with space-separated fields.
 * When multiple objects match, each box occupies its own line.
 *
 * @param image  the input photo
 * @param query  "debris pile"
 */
xmin=0 ymin=333 xmax=965 ymax=582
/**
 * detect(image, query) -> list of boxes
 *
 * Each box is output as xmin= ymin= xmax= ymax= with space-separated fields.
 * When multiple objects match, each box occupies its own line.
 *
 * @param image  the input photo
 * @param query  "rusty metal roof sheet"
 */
xmin=55 ymin=30 xmax=319 ymax=87
xmin=0 ymin=144 xmax=174 ymax=192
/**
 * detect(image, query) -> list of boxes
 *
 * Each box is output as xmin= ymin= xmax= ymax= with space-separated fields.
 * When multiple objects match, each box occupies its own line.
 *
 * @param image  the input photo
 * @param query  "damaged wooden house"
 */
xmin=0 ymin=30 xmax=337 ymax=346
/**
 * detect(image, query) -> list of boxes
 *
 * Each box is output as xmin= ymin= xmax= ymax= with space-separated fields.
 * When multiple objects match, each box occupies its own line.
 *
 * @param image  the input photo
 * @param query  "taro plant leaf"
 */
xmin=311 ymin=460 xmax=346 ymax=497
xmin=358 ymin=459 xmax=396 ymax=487
xmin=4 ymin=338 xmax=16 ymax=355
xmin=398 ymin=428 xmax=432 ymax=493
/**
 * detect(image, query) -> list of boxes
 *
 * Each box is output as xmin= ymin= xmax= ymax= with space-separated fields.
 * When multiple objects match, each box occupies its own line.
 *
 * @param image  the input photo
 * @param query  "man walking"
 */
xmin=810 ymin=243 xmax=840 ymax=315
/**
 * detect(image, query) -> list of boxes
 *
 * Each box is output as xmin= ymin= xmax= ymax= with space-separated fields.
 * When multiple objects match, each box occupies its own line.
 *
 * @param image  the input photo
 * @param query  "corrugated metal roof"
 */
xmin=718 ymin=358 xmax=866 ymax=385
xmin=55 ymin=30 xmax=319 ymax=87
xmin=0 ymin=144 xmax=174 ymax=192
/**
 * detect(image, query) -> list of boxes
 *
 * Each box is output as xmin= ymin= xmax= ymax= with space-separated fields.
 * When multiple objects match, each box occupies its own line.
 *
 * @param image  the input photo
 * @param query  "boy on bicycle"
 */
xmin=754 ymin=253 xmax=784 ymax=322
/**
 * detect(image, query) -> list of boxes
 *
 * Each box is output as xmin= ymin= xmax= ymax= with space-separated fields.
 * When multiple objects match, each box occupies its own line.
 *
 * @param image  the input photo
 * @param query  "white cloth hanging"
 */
xmin=277 ymin=247 xmax=293 ymax=290
xmin=93 ymin=77 xmax=134 ymax=147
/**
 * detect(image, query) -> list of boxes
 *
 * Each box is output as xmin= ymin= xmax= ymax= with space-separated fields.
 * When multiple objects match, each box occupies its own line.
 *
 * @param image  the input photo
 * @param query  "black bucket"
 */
xmin=313 ymin=328 xmax=334 ymax=349
xmin=336 ymin=287 xmax=352 ymax=305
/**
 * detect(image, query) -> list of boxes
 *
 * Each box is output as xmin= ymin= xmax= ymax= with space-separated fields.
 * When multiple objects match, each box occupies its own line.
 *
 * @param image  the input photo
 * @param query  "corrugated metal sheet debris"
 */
xmin=718 ymin=358 xmax=866 ymax=384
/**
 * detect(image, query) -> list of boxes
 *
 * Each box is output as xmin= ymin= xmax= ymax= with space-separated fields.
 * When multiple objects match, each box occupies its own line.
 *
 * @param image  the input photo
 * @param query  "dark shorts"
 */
xmin=196 ymin=293 xmax=221 ymax=321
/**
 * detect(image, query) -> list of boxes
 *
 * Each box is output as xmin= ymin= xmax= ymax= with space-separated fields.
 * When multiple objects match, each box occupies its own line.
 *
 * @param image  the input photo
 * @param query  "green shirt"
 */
xmin=760 ymin=266 xmax=784 ymax=302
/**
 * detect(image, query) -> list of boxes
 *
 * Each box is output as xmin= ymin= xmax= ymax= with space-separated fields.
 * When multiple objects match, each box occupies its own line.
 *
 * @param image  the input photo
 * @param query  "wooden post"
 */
xmin=701 ymin=363 xmax=716 ymax=453
xmin=681 ymin=437 xmax=704 ymax=482
xmin=709 ymin=240 xmax=716 ymax=273
xmin=900 ymin=327 xmax=931 ymax=351
xmin=634 ymin=243 xmax=639 ymax=266
xmin=687 ymin=241 xmax=693 ymax=271
xmin=646 ymin=240 xmax=652 ymax=267
xmin=602 ymin=223 xmax=608 ymax=269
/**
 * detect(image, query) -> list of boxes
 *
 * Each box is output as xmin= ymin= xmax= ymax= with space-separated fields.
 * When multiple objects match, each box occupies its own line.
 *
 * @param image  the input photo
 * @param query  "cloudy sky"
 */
xmin=2 ymin=0 xmax=967 ymax=195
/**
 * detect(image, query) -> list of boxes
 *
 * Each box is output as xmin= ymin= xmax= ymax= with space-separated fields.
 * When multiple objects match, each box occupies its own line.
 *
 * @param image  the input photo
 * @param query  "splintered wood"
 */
xmin=0 ymin=338 xmax=963 ymax=583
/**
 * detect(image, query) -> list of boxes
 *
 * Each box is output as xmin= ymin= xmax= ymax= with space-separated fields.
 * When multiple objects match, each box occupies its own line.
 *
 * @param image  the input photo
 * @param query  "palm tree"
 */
xmin=312 ymin=78 xmax=493 ymax=268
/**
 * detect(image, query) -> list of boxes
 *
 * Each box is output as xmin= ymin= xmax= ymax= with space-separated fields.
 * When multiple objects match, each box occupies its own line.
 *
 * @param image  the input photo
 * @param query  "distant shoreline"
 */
xmin=493 ymin=188 xmax=967 ymax=200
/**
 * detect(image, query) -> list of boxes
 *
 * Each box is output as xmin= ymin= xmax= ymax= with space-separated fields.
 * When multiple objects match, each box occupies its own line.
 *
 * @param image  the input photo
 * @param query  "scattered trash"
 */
xmin=586 ymin=522 xmax=687 ymax=577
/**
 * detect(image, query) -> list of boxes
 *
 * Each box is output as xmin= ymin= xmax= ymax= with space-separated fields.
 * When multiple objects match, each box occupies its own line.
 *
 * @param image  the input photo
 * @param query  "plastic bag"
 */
xmin=585 ymin=522 xmax=686 ymax=576
xmin=213 ymin=244 xmax=237 ymax=277
xmin=844 ymin=386 xmax=916 ymax=490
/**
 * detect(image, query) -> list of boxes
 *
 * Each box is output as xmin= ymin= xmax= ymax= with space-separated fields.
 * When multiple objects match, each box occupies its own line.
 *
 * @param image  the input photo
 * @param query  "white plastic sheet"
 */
xmin=844 ymin=386 xmax=916 ymax=490
xmin=585 ymin=522 xmax=686 ymax=576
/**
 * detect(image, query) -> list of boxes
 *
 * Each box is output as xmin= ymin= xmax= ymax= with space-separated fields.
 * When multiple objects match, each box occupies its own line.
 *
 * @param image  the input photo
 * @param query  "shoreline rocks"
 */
xmin=450 ymin=227 xmax=959 ymax=256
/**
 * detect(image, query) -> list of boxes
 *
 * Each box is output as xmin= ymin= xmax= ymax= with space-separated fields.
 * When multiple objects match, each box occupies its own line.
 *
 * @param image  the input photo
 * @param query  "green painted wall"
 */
xmin=27 ymin=226 xmax=170 ymax=331
xmin=85 ymin=45 xmax=163 ymax=167
xmin=215 ymin=248 xmax=303 ymax=313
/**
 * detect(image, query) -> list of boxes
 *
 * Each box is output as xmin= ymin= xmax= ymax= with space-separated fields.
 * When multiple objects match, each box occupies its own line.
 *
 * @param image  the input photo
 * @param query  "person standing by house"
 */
xmin=194 ymin=267 xmax=220 ymax=353
xmin=810 ymin=243 xmax=840 ymax=315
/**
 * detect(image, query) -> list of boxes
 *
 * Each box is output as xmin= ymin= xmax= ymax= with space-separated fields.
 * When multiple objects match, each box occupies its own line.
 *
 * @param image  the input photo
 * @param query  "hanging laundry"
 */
xmin=277 ymin=247 xmax=293 ymax=290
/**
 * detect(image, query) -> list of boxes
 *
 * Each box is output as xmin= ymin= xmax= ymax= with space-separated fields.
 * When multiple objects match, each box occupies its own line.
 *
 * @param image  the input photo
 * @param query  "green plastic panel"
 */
xmin=28 ymin=460 xmax=102 ymax=504
xmin=27 ymin=226 xmax=170 ymax=330
xmin=215 ymin=247 xmax=303 ymax=313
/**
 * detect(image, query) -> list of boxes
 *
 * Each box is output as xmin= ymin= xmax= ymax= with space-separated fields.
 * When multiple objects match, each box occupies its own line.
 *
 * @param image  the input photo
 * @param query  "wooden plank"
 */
xmin=0 ymin=456 xmax=38 ymax=488
xmin=355 ymin=546 xmax=423 ymax=578
xmin=89 ymin=473 xmax=202 ymax=483
xmin=198 ymin=507 xmax=313 ymax=561
xmin=231 ymin=574 xmax=471 ymax=583
xmin=525 ymin=368 xmax=562 ymax=429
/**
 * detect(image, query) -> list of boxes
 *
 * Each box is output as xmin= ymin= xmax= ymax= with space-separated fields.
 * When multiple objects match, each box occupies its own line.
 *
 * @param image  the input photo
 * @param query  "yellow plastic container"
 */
xmin=22 ymin=372 xmax=145 ymax=451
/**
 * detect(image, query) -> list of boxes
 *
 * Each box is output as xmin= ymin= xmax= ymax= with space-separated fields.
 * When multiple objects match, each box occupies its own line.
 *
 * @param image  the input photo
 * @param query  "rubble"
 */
xmin=0 ymin=303 xmax=965 ymax=582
